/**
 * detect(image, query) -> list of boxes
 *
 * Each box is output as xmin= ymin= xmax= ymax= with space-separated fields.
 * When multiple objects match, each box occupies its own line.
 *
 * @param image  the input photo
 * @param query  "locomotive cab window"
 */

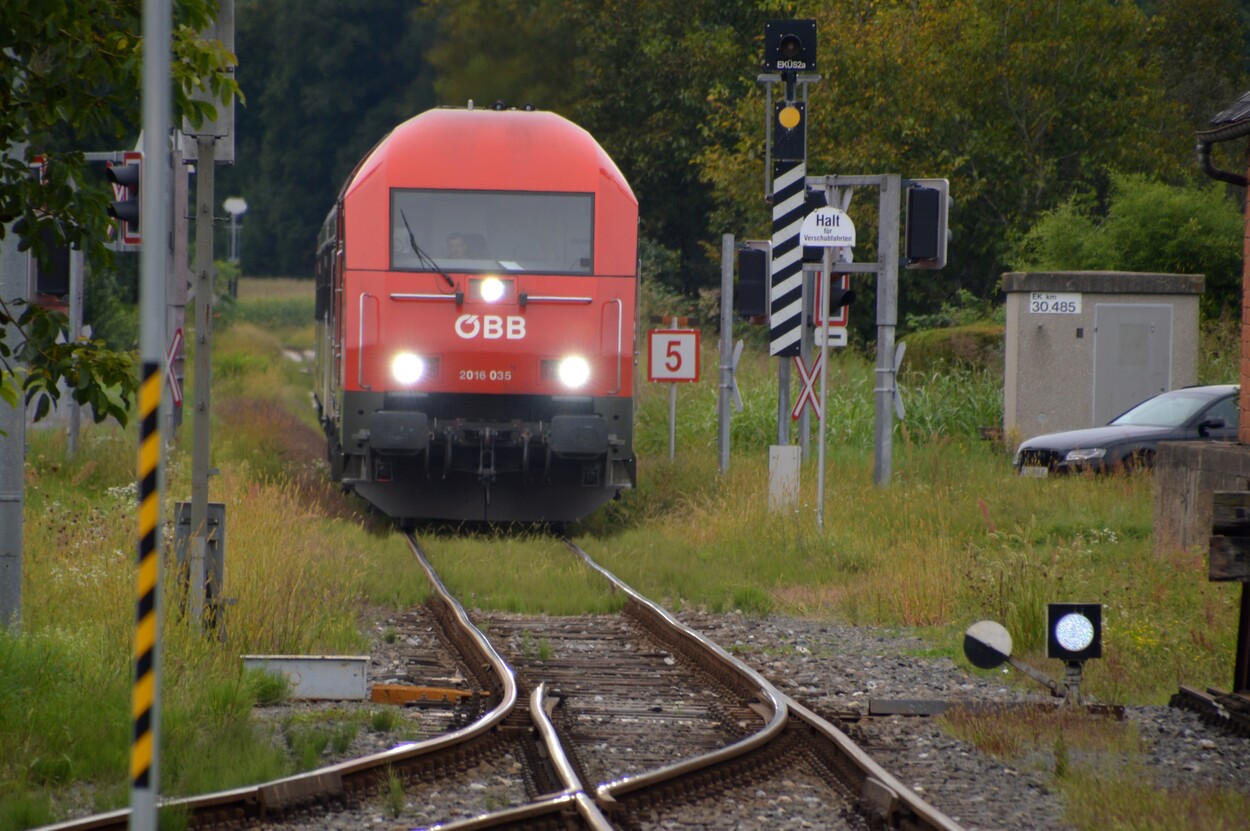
xmin=391 ymin=189 xmax=594 ymax=275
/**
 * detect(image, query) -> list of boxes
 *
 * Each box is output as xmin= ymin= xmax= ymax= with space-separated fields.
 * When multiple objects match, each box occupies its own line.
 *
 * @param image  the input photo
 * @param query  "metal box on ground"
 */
xmin=242 ymin=655 xmax=369 ymax=700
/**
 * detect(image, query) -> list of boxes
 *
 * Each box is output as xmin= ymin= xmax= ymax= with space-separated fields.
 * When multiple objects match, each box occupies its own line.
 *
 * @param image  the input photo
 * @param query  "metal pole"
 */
xmin=67 ymin=245 xmax=84 ymax=458
xmin=169 ymin=145 xmax=188 ymax=437
xmin=873 ymin=175 xmax=901 ymax=487
xmin=799 ymin=267 xmax=811 ymax=461
xmin=668 ymin=383 xmax=677 ymax=461
xmin=777 ymin=360 xmax=790 ymax=445
xmin=817 ymin=247 xmax=831 ymax=529
xmin=668 ymin=316 xmax=678 ymax=461
xmin=718 ymin=234 xmax=733 ymax=473
xmin=0 ymin=137 xmax=27 ymax=631
xmin=131 ymin=0 xmax=170 ymax=826
xmin=190 ymin=135 xmax=215 ymax=626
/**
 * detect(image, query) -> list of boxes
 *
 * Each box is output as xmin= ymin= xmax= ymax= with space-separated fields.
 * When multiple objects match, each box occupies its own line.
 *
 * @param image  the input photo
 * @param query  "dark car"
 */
xmin=1013 ymin=384 xmax=1239 ymax=477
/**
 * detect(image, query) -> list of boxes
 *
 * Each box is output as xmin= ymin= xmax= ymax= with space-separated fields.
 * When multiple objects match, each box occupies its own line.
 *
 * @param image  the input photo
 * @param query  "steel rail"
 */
xmin=32 ymin=536 xmax=519 ymax=831
xmin=564 ymin=538 xmax=966 ymax=831
xmin=426 ymin=682 xmax=615 ymax=831
xmin=561 ymin=539 xmax=790 ymax=802
xmin=786 ymin=697 xmax=967 ymax=831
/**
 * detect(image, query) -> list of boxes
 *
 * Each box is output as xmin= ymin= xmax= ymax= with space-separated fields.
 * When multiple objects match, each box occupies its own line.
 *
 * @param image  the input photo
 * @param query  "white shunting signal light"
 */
xmin=391 ymin=352 xmax=426 ymax=385
xmin=557 ymin=355 xmax=591 ymax=389
xmin=1046 ymin=603 xmax=1102 ymax=662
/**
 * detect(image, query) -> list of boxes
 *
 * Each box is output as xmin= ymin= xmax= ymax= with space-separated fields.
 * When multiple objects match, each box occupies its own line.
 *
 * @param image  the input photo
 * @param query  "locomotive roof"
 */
xmin=344 ymin=107 xmax=636 ymax=202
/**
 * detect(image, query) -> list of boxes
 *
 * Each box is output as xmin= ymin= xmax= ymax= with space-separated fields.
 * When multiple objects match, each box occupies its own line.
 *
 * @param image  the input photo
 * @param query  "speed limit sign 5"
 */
xmin=648 ymin=329 xmax=700 ymax=382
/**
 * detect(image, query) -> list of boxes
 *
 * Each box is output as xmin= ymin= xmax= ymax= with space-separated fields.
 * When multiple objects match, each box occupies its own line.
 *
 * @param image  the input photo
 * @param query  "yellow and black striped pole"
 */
xmin=131 ymin=2 xmax=170 ymax=829
xmin=131 ymin=365 xmax=161 ymax=793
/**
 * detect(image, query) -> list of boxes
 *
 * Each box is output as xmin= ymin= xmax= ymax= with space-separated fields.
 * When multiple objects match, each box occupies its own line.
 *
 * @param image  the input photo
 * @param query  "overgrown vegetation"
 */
xmin=942 ymin=707 xmax=1250 ymax=829
xmin=2 ymin=279 xmax=1245 ymax=830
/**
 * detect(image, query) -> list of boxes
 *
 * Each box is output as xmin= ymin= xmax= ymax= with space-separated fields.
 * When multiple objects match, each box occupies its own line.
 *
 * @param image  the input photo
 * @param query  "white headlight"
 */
xmin=1063 ymin=447 xmax=1106 ymax=462
xmin=557 ymin=355 xmax=591 ymax=388
xmin=479 ymin=276 xmax=505 ymax=303
xmin=391 ymin=352 xmax=425 ymax=384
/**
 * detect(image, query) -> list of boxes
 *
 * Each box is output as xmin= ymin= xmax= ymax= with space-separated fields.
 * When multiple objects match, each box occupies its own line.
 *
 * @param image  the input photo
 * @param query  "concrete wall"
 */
xmin=1155 ymin=442 xmax=1250 ymax=557
xmin=1003 ymin=271 xmax=1203 ymax=444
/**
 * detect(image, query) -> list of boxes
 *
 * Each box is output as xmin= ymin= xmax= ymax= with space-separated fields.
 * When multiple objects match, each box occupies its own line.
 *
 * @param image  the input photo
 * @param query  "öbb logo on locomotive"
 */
xmin=313 ymin=104 xmax=640 ymax=525
xmin=454 ymin=314 xmax=526 ymax=340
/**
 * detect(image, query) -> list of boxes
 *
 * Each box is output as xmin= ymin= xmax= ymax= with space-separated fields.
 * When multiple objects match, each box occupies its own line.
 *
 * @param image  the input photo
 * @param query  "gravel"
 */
xmin=681 ymin=612 xmax=1250 ymax=830
xmin=248 ymin=610 xmax=1250 ymax=831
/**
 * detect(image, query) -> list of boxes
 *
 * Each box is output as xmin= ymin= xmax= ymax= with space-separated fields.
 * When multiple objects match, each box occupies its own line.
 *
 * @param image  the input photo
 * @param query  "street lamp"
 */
xmin=222 ymin=196 xmax=247 ymax=297
xmin=223 ymin=196 xmax=247 ymax=261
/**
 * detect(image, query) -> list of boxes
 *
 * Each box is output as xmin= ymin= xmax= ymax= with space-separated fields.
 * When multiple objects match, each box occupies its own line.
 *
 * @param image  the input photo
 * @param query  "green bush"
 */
xmin=1011 ymin=173 xmax=1243 ymax=320
xmin=901 ymin=323 xmax=1004 ymax=375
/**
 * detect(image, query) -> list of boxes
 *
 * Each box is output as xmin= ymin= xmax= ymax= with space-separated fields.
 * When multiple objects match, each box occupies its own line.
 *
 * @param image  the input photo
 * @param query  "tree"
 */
xmin=423 ymin=0 xmax=769 ymax=294
xmin=700 ymin=0 xmax=1190 ymax=322
xmin=1149 ymin=0 xmax=1248 ymax=132
xmin=1011 ymin=173 xmax=1244 ymax=319
xmin=219 ymin=0 xmax=437 ymax=277
xmin=0 ymin=0 xmax=239 ymax=423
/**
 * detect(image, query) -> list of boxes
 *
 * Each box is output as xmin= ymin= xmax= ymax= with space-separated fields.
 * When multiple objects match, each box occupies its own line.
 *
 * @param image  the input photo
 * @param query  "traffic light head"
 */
xmin=737 ymin=246 xmax=769 ymax=320
xmin=905 ymin=178 xmax=950 ymax=270
xmin=827 ymin=285 xmax=855 ymax=312
xmin=764 ymin=20 xmax=817 ymax=73
xmin=802 ymin=189 xmax=827 ymax=263
xmin=815 ymin=273 xmax=854 ymax=328
xmin=106 ymin=152 xmax=142 ymax=245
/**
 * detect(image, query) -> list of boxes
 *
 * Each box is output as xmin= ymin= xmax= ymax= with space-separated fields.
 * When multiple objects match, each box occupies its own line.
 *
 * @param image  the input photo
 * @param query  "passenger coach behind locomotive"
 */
xmin=313 ymin=106 xmax=640 ymax=525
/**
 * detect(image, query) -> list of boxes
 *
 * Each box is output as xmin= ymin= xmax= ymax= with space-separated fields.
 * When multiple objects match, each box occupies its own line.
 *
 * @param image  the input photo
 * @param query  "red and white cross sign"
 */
xmin=791 ymin=351 xmax=824 ymax=421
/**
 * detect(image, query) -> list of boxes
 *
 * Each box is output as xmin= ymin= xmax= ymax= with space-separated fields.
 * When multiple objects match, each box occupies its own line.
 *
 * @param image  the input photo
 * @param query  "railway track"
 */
xmin=37 ymin=533 xmax=969 ymax=831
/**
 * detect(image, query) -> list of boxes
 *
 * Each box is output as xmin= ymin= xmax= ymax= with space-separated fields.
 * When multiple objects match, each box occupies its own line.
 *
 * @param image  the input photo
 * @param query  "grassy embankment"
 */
xmin=2 ymin=277 xmax=1246 ymax=830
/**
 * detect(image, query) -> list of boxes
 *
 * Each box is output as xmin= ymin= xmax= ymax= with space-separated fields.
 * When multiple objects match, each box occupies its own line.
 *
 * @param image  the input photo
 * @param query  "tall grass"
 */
xmin=4 ymin=283 xmax=426 ymax=827
xmin=636 ymin=342 xmax=1003 ymax=457
xmin=604 ymin=329 xmax=1238 ymax=704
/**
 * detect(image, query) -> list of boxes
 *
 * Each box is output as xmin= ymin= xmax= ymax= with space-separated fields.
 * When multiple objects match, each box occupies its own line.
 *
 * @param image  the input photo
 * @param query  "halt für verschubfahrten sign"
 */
xmin=801 ymin=206 xmax=856 ymax=247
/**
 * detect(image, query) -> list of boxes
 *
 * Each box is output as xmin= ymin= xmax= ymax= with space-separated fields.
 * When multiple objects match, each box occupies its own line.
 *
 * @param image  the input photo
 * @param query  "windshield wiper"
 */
xmin=400 ymin=209 xmax=455 ymax=289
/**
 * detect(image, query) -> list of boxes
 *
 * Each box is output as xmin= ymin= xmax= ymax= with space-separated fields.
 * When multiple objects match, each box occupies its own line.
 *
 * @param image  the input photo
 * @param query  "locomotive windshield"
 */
xmin=391 ymin=189 xmax=594 ymax=275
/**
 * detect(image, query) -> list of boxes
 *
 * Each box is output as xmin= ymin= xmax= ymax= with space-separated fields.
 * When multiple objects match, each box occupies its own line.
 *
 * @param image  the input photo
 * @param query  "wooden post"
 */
xmin=1209 ymin=491 xmax=1250 ymax=693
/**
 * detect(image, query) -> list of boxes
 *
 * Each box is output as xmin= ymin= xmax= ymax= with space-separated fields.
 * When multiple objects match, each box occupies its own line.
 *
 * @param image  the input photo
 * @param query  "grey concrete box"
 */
xmin=1003 ymin=271 xmax=1203 ymax=444
xmin=242 ymin=655 xmax=369 ymax=700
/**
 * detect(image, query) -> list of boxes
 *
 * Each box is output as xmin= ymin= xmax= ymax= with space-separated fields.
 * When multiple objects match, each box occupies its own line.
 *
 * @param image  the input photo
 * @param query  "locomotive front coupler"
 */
xmin=478 ymin=428 xmax=497 ymax=484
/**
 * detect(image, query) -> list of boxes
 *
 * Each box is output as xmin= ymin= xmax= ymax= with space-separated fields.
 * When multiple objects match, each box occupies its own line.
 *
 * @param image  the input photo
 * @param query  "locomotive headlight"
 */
xmin=470 ymin=276 xmax=514 ymax=304
xmin=479 ymin=276 xmax=505 ymax=303
xmin=557 ymin=355 xmax=591 ymax=389
xmin=391 ymin=352 xmax=426 ymax=385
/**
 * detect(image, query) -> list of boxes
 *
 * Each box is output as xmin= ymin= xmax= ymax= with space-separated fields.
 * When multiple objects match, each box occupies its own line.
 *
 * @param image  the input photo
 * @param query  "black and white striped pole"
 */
xmin=769 ymin=158 xmax=805 ymax=362
xmin=761 ymin=19 xmax=818 ymax=448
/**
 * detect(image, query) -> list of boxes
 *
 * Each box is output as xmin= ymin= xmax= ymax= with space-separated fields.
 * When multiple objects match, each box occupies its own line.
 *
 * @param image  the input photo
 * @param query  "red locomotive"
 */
xmin=314 ymin=105 xmax=639 ymax=524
